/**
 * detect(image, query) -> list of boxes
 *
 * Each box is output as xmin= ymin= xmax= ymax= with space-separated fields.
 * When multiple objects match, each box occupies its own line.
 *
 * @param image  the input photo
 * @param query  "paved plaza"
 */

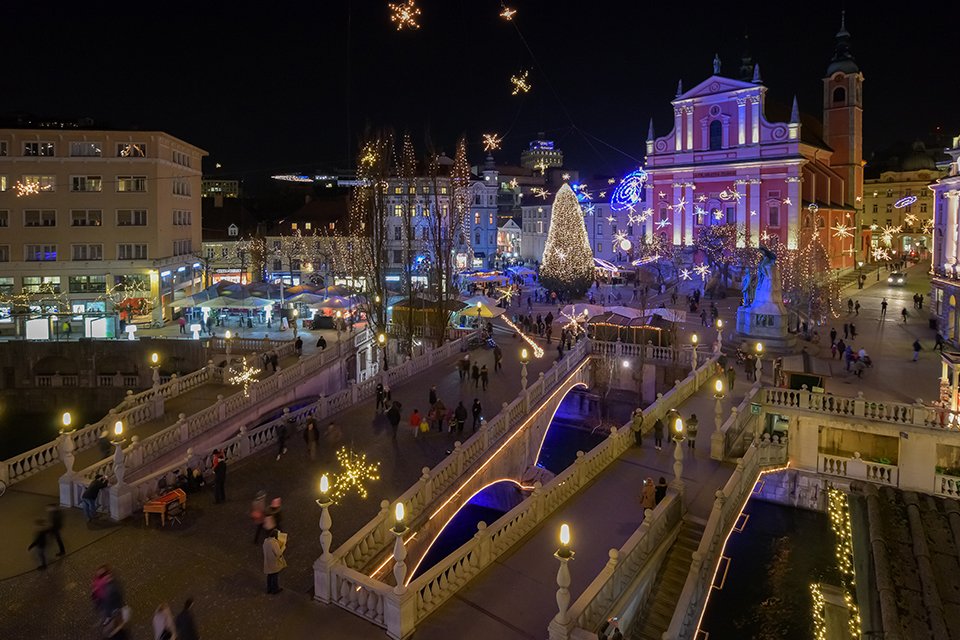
xmin=0 ymin=263 xmax=946 ymax=640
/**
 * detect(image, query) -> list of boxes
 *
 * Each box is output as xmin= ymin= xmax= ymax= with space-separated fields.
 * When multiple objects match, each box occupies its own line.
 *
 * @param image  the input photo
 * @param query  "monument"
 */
xmin=735 ymin=246 xmax=798 ymax=352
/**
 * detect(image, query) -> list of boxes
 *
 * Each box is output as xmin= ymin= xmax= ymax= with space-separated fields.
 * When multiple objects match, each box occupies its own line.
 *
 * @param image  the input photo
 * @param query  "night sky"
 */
xmin=5 ymin=1 xmax=956 ymax=182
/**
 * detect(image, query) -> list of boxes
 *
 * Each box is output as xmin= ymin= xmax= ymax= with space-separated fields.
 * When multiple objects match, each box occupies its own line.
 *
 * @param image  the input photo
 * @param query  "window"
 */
xmin=872 ymin=204 xmax=878 ymax=214
xmin=726 ymin=207 xmax=735 ymax=223
xmin=0 ymin=176 xmax=6 ymax=191
xmin=24 ymin=210 xmax=56 ymax=227
xmin=221 ymin=247 xmax=229 ymax=258
xmin=709 ymin=120 xmax=723 ymax=150
xmin=921 ymin=203 xmax=928 ymax=213
xmin=117 ymin=176 xmax=147 ymax=192
xmin=228 ymin=224 xmax=238 ymax=237
xmin=173 ymin=239 xmax=192 ymax=256
xmin=69 ymin=275 xmax=106 ymax=293
xmin=489 ymin=213 xmax=494 ymax=226
xmin=71 ymin=176 xmax=102 ymax=192
xmin=173 ymin=179 xmax=191 ymax=196
xmin=117 ymin=209 xmax=147 ymax=226
xmin=885 ymin=189 xmax=893 ymax=198
xmin=172 ymin=150 xmax=191 ymax=167
xmin=272 ymin=259 xmax=282 ymax=271
xmin=474 ymin=212 xmax=480 ymax=225
xmin=26 ymin=244 xmax=57 ymax=261
xmin=394 ymin=187 xmax=403 ymax=195
xmin=290 ymin=223 xmax=298 ymax=231
xmin=22 ymin=175 xmax=55 ymax=191
xmin=304 ymin=222 xmax=311 ymax=230
xmin=71 ymin=210 xmax=102 ymax=226
xmin=596 ymin=243 xmax=603 ymax=253
xmin=537 ymin=221 xmax=543 ymax=234
xmin=440 ymin=187 xmax=448 ymax=195
xmin=767 ymin=206 xmax=780 ymax=227
xmin=70 ymin=142 xmax=101 ymax=157
xmin=475 ymin=231 xmax=481 ymax=245
xmin=0 ymin=211 xmax=7 ymax=227
xmin=393 ymin=250 xmax=403 ymax=263
xmin=117 ymin=244 xmax=148 ymax=260
xmin=72 ymin=244 xmax=103 ymax=260
xmin=23 ymin=276 xmax=60 ymax=293
xmin=394 ymin=226 xmax=402 ymax=241
xmin=0 ymin=246 xmax=8 ymax=262
xmin=117 ymin=143 xmax=146 ymax=158
xmin=0 ymin=141 xmax=6 ymax=156
xmin=173 ymin=210 xmax=192 ymax=225
xmin=885 ymin=204 xmax=893 ymax=213
xmin=832 ymin=87 xmax=846 ymax=103
xmin=23 ymin=142 xmax=55 ymax=156
xmin=393 ymin=204 xmax=403 ymax=217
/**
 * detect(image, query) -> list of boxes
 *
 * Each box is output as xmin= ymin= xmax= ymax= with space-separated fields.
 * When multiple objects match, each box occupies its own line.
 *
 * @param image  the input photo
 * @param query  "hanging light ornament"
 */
xmin=609 ymin=168 xmax=647 ymax=212
xmin=482 ymin=133 xmax=503 ymax=152
xmin=510 ymin=70 xmax=532 ymax=95
xmin=388 ymin=0 xmax=421 ymax=30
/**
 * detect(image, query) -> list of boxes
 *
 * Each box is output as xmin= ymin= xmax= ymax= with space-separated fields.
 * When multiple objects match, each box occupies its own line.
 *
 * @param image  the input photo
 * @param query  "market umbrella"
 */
xmin=461 ymin=295 xmax=502 ymax=309
xmin=458 ymin=301 xmax=505 ymax=318
xmin=312 ymin=295 xmax=353 ymax=310
xmin=322 ymin=285 xmax=354 ymax=297
xmin=286 ymin=292 xmax=327 ymax=305
xmin=197 ymin=296 xmax=273 ymax=309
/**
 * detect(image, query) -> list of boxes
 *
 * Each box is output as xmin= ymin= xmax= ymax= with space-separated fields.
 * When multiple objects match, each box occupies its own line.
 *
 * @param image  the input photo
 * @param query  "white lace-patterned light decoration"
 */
xmin=482 ymin=133 xmax=502 ymax=152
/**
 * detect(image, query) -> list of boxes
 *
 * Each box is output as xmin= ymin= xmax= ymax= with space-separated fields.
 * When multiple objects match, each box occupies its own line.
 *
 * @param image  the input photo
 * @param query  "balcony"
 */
xmin=818 ymin=451 xmax=899 ymax=486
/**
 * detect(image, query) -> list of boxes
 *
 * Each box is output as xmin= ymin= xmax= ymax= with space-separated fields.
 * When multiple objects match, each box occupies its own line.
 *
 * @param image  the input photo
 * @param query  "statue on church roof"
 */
xmin=713 ymin=53 xmax=722 ymax=75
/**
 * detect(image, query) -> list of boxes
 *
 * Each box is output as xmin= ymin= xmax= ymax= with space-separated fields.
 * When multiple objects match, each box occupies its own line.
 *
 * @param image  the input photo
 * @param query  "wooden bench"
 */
xmin=143 ymin=489 xmax=187 ymax=526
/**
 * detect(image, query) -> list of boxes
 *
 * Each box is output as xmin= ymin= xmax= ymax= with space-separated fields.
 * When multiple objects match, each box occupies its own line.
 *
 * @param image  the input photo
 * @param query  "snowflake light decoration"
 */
xmin=482 ymin=133 xmax=503 ymax=152
xmin=608 ymin=178 xmax=617 ymax=185
xmin=510 ymin=70 xmax=531 ymax=95
xmin=531 ymin=187 xmax=551 ymax=200
xmin=561 ymin=173 xmax=571 ymax=181
xmin=696 ymin=194 xmax=707 ymax=203
xmin=658 ymin=191 xmax=665 ymax=199
xmin=499 ymin=5 xmax=516 ymax=19
xmin=674 ymin=197 xmax=687 ymax=214
xmin=655 ymin=218 xmax=671 ymax=229
xmin=679 ymin=268 xmax=692 ymax=281
xmin=750 ymin=210 xmax=757 ymax=217
xmin=599 ymin=191 xmax=606 ymax=199
xmin=330 ymin=446 xmax=381 ymax=502
xmin=872 ymin=247 xmax=891 ymax=262
xmin=534 ymin=160 xmax=547 ymax=175
xmin=508 ymin=178 xmax=518 ymax=189
xmin=640 ymin=207 xmax=654 ymax=221
xmin=15 ymin=181 xmax=45 ymax=197
xmin=496 ymin=286 xmax=516 ymax=305
xmin=719 ymin=187 xmax=742 ymax=202
xmin=782 ymin=197 xmax=792 ymax=206
xmin=228 ymin=357 xmax=261 ymax=398
xmin=694 ymin=206 xmax=706 ymax=222
xmin=693 ymin=263 xmax=711 ymax=279
xmin=582 ymin=204 xmax=596 ymax=215
xmin=388 ymin=0 xmax=421 ymax=30
xmin=712 ymin=209 xmax=724 ymax=221
xmin=904 ymin=213 xmax=918 ymax=226
xmin=831 ymin=223 xmax=853 ymax=239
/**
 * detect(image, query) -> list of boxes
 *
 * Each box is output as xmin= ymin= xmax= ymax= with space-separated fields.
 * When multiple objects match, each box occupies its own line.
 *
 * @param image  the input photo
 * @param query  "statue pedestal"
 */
xmin=735 ymin=304 xmax=797 ymax=353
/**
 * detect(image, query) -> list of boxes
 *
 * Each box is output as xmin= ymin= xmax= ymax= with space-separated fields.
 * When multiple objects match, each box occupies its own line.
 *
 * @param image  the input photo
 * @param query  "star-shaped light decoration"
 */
xmin=599 ymin=191 xmax=607 ymax=199
xmin=555 ymin=249 xmax=567 ymax=261
xmin=679 ymin=268 xmax=692 ymax=281
xmin=694 ymin=206 xmax=706 ymax=221
xmin=496 ymin=286 xmax=515 ymax=305
xmin=831 ymin=223 xmax=853 ymax=239
xmin=922 ymin=219 xmax=934 ymax=233
xmin=510 ymin=70 xmax=531 ymax=95
xmin=627 ymin=213 xmax=641 ymax=225
xmin=855 ymin=195 xmax=863 ymax=203
xmin=613 ymin=231 xmax=628 ymax=246
xmin=872 ymin=247 xmax=891 ymax=262
xmin=782 ymin=197 xmax=792 ymax=206
xmin=641 ymin=207 xmax=654 ymax=220
xmin=482 ymin=133 xmax=503 ymax=152
xmin=582 ymin=204 xmax=596 ymax=215
xmin=712 ymin=209 xmax=724 ymax=221
xmin=607 ymin=178 xmax=617 ymax=185
xmin=508 ymin=178 xmax=519 ymax=189
xmin=499 ymin=5 xmax=516 ymax=19
xmin=760 ymin=230 xmax=771 ymax=242
xmin=656 ymin=218 xmax=671 ymax=229
xmin=330 ymin=446 xmax=381 ymax=502
xmin=674 ymin=197 xmax=687 ymax=214
xmin=228 ymin=357 xmax=261 ymax=398
xmin=578 ymin=188 xmax=593 ymax=200
xmin=658 ymin=191 xmax=666 ymax=199
xmin=719 ymin=187 xmax=742 ymax=202
xmin=534 ymin=160 xmax=547 ymax=176
xmin=561 ymin=173 xmax=571 ymax=181
xmin=388 ymin=0 xmax=421 ymax=30
xmin=750 ymin=209 xmax=757 ymax=217
xmin=693 ymin=263 xmax=711 ymax=279
xmin=606 ymin=215 xmax=616 ymax=222
xmin=531 ymin=187 xmax=551 ymax=200
xmin=696 ymin=194 xmax=707 ymax=203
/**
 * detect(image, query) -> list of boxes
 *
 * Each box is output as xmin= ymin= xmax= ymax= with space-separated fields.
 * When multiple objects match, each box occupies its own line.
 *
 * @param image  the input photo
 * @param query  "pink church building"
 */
xmin=643 ymin=18 xmax=865 ymax=271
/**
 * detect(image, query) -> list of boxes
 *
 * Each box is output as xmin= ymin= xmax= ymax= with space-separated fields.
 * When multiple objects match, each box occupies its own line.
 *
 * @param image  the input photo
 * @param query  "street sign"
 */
xmin=750 ymin=402 xmax=761 ymax=415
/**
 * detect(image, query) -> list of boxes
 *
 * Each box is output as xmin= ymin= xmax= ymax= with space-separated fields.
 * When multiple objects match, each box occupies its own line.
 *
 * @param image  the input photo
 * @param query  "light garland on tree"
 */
xmin=540 ymin=183 xmax=595 ymax=299
xmin=388 ymin=0 xmax=421 ymax=30
xmin=330 ymin=446 xmax=381 ymax=502
xmin=810 ymin=583 xmax=827 ymax=640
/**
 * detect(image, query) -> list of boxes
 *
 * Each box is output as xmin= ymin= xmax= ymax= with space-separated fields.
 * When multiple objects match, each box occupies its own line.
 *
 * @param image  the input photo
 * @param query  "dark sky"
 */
xmin=6 ymin=0 xmax=957 ymax=182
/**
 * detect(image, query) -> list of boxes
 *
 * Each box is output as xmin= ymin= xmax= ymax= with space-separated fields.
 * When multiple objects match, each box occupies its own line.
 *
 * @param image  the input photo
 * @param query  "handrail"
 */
xmin=761 ymin=387 xmax=952 ymax=431
xmin=710 ymin=382 xmax=761 ymax=461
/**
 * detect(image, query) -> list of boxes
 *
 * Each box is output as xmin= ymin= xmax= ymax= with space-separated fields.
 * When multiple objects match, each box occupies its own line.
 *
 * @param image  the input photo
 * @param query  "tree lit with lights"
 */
xmin=540 ymin=184 xmax=594 ymax=299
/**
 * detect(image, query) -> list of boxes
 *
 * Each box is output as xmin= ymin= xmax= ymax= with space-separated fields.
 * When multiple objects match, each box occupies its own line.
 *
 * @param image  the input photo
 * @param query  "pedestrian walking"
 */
xmin=269 ymin=351 xmax=279 ymax=372
xmin=454 ymin=401 xmax=467 ymax=434
xmin=836 ymin=339 xmax=846 ymax=360
xmin=175 ymin=599 xmax=200 ymax=640
xmin=493 ymin=345 xmax=503 ymax=371
xmin=251 ymin=491 xmax=267 ymax=544
xmin=849 ymin=323 xmax=857 ymax=339
xmin=913 ymin=339 xmax=922 ymax=362
xmin=480 ymin=365 xmax=489 ymax=390
xmin=471 ymin=399 xmax=482 ymax=431
xmin=303 ymin=418 xmax=319 ymax=460
xmin=843 ymin=323 xmax=849 ymax=339
xmin=854 ymin=301 xmax=860 ymax=316
xmin=686 ymin=414 xmax=699 ymax=449
xmin=178 ymin=316 xmax=186 ymax=334
xmin=262 ymin=529 xmax=287 ymax=594
xmin=213 ymin=450 xmax=226 ymax=503
xmin=829 ymin=327 xmax=837 ymax=344
xmin=459 ymin=354 xmax=470 ymax=381
xmin=27 ymin=519 xmax=48 ymax=571
xmin=847 ymin=298 xmax=853 ymax=314
xmin=316 ymin=335 xmax=327 ymax=351
xmin=641 ymin=478 xmax=656 ymax=511
xmin=557 ymin=342 xmax=564 ymax=360
xmin=46 ymin=503 xmax=65 ymax=556
xmin=919 ymin=294 xmax=925 ymax=309
xmin=744 ymin=353 xmax=755 ymax=381
xmin=82 ymin=473 xmax=109 ymax=521
xmin=471 ymin=363 xmax=480 ymax=389
xmin=631 ymin=408 xmax=643 ymax=447
xmin=431 ymin=399 xmax=446 ymax=432
xmin=429 ymin=386 xmax=438 ymax=407
xmin=409 ymin=409 xmax=422 ymax=438
xmin=375 ymin=382 xmax=386 ymax=412
xmin=387 ymin=401 xmax=402 ymax=439
xmin=936 ymin=333 xmax=945 ymax=352
xmin=881 ymin=298 xmax=888 ymax=317
xmin=726 ymin=365 xmax=736 ymax=390
xmin=92 ymin=566 xmax=129 ymax=636
xmin=655 ymin=477 xmax=668 ymax=504
xmin=653 ymin=416 xmax=664 ymax=450
xmin=152 ymin=603 xmax=176 ymax=640
xmin=294 ymin=336 xmax=303 ymax=356
xmin=902 ymin=308 xmax=909 ymax=323
xmin=264 ymin=497 xmax=283 ymax=533
xmin=700 ymin=309 xmax=708 ymax=327
xmin=276 ymin=417 xmax=290 ymax=461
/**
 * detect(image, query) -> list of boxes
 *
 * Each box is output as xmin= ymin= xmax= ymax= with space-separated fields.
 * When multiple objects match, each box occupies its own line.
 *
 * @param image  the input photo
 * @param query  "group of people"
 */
xmin=89 ymin=565 xmax=200 ymax=639
xmin=413 ymin=385 xmax=484 ymax=436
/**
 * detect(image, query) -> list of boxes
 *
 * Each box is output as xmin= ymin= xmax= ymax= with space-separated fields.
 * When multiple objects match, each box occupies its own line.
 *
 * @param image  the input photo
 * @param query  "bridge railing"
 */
xmin=589 ymin=341 xmax=694 ymax=366
xmin=71 ymin=333 xmax=370 ymax=499
xmin=710 ymin=382 xmax=762 ymax=461
xmin=347 ymin=353 xmax=720 ymax=640
xmin=330 ymin=339 xmax=592 ymax=575
xmin=761 ymin=387 xmax=953 ymax=431
xmin=663 ymin=437 xmax=787 ymax=640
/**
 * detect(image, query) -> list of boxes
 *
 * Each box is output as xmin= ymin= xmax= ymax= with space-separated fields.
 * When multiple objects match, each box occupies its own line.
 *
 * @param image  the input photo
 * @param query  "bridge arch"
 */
xmin=532 ymin=382 xmax=589 ymax=470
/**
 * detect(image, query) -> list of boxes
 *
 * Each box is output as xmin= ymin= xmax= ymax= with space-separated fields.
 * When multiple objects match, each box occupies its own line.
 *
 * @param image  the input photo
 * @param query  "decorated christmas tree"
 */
xmin=541 ymin=183 xmax=594 ymax=299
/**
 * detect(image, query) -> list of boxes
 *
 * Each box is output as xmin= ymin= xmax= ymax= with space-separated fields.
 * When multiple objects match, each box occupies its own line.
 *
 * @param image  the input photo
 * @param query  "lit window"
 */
xmin=117 ymin=143 xmax=146 ymax=158
xmin=25 ymin=244 xmax=57 ymax=261
xmin=117 ymin=176 xmax=147 ymax=192
xmin=23 ymin=142 xmax=55 ymax=157
xmin=71 ymin=176 xmax=102 ymax=192
xmin=70 ymin=142 xmax=101 ymax=157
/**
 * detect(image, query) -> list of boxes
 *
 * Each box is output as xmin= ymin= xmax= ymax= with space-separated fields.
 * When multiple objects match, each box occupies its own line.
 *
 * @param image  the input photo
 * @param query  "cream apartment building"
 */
xmin=0 ymin=127 xmax=206 ymax=331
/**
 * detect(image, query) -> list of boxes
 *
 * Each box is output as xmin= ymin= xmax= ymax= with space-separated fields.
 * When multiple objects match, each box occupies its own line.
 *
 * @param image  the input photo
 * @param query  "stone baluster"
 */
xmin=420 ymin=467 xmax=432 ymax=503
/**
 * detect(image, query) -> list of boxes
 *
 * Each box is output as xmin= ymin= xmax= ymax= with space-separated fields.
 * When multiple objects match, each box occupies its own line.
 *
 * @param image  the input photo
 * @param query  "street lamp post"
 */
xmin=754 ymin=342 xmax=763 ymax=381
xmin=713 ymin=378 xmax=725 ymax=436
xmin=690 ymin=333 xmax=699 ymax=369
xmin=391 ymin=502 xmax=409 ymax=595
xmin=111 ymin=420 xmax=127 ymax=484
xmin=378 ymin=332 xmax=388 ymax=373
xmin=225 ymin=330 xmax=232 ymax=360
xmin=150 ymin=352 xmax=160 ymax=387
xmin=520 ymin=347 xmax=530 ymax=391
xmin=672 ymin=416 xmax=685 ymax=491
xmin=552 ymin=523 xmax=575 ymax=626
xmin=335 ymin=310 xmax=342 ymax=343
xmin=715 ymin=319 xmax=724 ymax=350
xmin=316 ymin=474 xmax=333 ymax=561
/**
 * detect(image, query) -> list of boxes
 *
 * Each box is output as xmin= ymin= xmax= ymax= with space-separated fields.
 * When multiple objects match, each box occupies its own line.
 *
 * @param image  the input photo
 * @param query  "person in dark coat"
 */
xmin=454 ymin=401 xmax=467 ymax=433
xmin=480 ymin=365 xmax=489 ymax=390
xmin=47 ymin=503 xmax=65 ymax=556
xmin=303 ymin=418 xmax=320 ymax=460
xmin=316 ymin=335 xmax=327 ymax=350
xmin=471 ymin=398 xmax=482 ymax=431
xmin=386 ymin=401 xmax=402 ymax=439
xmin=175 ymin=598 xmax=200 ymax=640
xmin=28 ymin=519 xmax=49 ymax=570
xmin=81 ymin=474 xmax=109 ymax=521
xmin=655 ymin=477 xmax=668 ymax=504
xmin=213 ymin=451 xmax=227 ymax=504
xmin=653 ymin=417 xmax=664 ymax=451
xmin=294 ymin=336 xmax=303 ymax=356
xmin=428 ymin=386 xmax=438 ymax=407
xmin=375 ymin=382 xmax=386 ymax=412
xmin=471 ymin=363 xmax=480 ymax=388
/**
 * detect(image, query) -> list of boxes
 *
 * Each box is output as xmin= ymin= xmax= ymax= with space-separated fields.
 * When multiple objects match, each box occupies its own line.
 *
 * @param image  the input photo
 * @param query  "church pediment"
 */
xmin=675 ymin=75 xmax=760 ymax=101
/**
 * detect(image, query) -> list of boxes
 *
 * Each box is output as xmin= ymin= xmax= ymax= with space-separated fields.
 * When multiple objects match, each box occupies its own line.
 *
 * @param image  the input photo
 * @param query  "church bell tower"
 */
xmin=822 ymin=11 xmax=864 ymax=206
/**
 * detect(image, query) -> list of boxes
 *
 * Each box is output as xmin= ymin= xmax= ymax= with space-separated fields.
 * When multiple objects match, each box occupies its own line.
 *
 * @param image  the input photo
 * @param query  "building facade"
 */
xmin=643 ymin=19 xmax=864 ymax=271
xmin=929 ymin=135 xmax=960 ymax=344
xmin=0 ymin=128 xmax=206 ymax=330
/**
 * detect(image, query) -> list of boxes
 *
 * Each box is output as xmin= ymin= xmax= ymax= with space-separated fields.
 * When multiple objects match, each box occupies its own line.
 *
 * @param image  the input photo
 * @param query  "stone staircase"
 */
xmin=631 ymin=518 xmax=706 ymax=640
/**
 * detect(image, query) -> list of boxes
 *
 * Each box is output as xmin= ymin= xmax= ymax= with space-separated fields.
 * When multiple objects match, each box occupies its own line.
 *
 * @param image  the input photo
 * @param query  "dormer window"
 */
xmin=228 ymin=223 xmax=238 ymax=237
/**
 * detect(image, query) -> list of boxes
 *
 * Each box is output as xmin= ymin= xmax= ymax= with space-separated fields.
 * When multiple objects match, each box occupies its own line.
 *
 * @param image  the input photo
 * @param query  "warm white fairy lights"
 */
xmin=388 ymin=0 xmax=421 ymax=30
xmin=482 ymin=133 xmax=503 ymax=152
xmin=228 ymin=357 xmax=261 ymax=398
xmin=510 ymin=70 xmax=531 ymax=95
xmin=693 ymin=263 xmax=711 ymax=279
xmin=531 ymin=187 xmax=551 ymax=200
xmin=826 ymin=488 xmax=862 ymax=640
xmin=502 ymin=316 xmax=544 ymax=358
xmin=831 ymin=223 xmax=853 ymax=239
xmin=331 ymin=446 xmax=381 ymax=502
xmin=679 ymin=268 xmax=692 ymax=281
xmin=499 ymin=5 xmax=516 ymax=19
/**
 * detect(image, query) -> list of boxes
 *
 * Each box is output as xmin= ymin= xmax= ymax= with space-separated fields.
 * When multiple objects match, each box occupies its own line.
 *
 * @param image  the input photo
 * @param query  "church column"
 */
xmin=674 ymin=107 xmax=683 ymax=152
xmin=672 ymin=183 xmax=682 ymax=245
xmin=749 ymin=179 xmax=761 ymax=246
xmin=645 ymin=184 xmax=654 ymax=243
xmin=786 ymin=175 xmax=801 ymax=249
xmin=685 ymin=107 xmax=694 ymax=151
xmin=684 ymin=182 xmax=695 ymax=245
xmin=735 ymin=179 xmax=747 ymax=248
xmin=750 ymin=96 xmax=761 ymax=144
xmin=737 ymin=98 xmax=747 ymax=146
xmin=948 ymin=191 xmax=960 ymax=264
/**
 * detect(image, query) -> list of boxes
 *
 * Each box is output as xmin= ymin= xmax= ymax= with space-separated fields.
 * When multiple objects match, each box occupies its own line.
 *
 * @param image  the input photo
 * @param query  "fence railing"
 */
xmin=589 ymin=341 xmax=694 ymax=366
xmin=761 ymin=387 xmax=952 ymax=431
xmin=818 ymin=452 xmax=899 ymax=486
xmin=710 ymin=382 xmax=762 ymax=461
xmin=324 ymin=350 xmax=719 ymax=639
xmin=74 ymin=333 xmax=368 ymax=491
xmin=664 ymin=437 xmax=788 ymax=640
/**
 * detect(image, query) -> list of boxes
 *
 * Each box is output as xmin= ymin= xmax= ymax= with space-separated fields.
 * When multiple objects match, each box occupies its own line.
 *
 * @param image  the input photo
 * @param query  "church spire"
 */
xmin=790 ymin=96 xmax=800 ymax=124
xmin=646 ymin=118 xmax=655 ymax=142
xmin=826 ymin=10 xmax=859 ymax=75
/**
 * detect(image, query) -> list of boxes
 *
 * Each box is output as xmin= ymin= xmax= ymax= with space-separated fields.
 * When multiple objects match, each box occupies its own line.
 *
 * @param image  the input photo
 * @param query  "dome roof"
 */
xmin=901 ymin=141 xmax=936 ymax=172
